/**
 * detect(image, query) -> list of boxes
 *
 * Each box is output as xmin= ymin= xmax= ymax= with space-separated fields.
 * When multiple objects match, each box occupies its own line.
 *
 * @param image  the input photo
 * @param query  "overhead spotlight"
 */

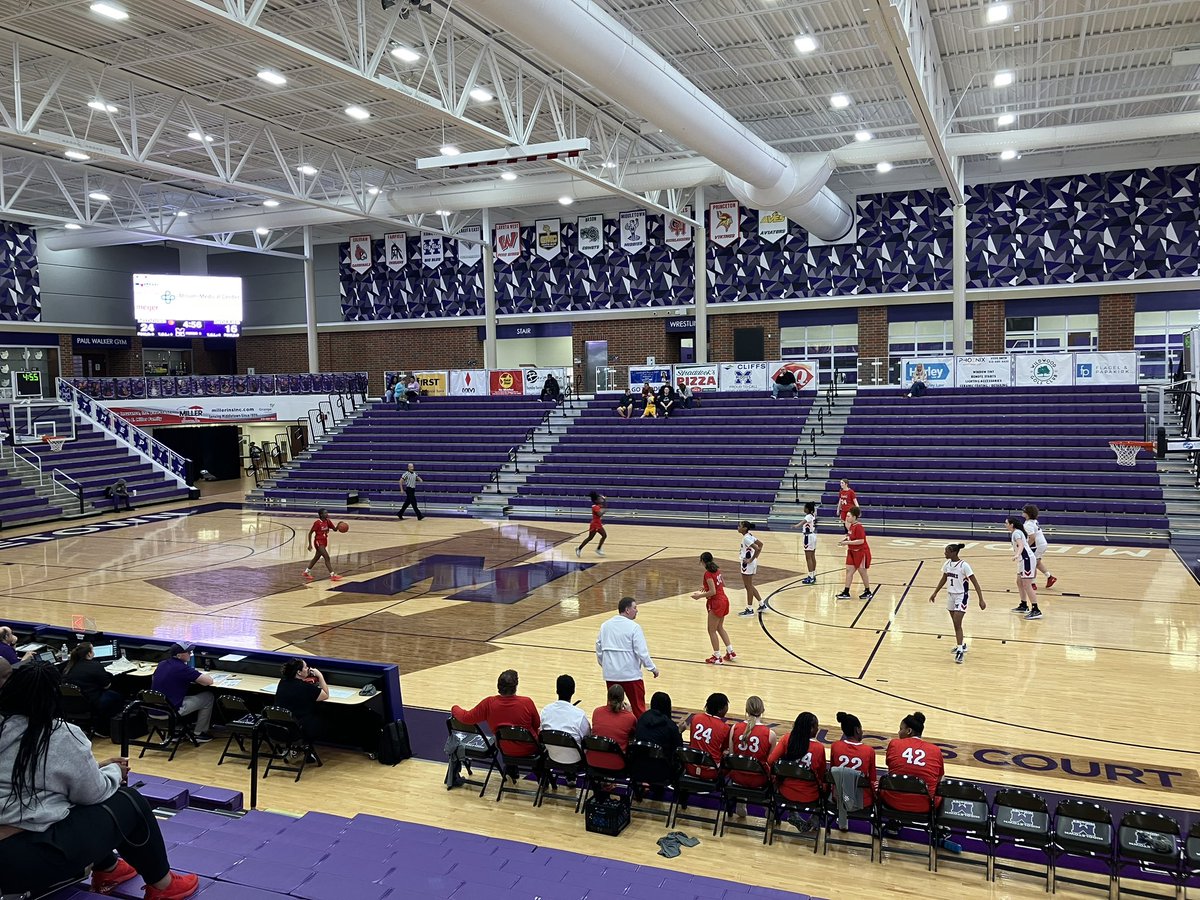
xmin=90 ymin=2 xmax=129 ymax=20
xmin=993 ymin=70 xmax=1015 ymax=87
xmin=256 ymin=226 xmax=270 ymax=235
xmin=296 ymin=164 xmax=318 ymax=176
xmin=176 ymin=210 xmax=189 ymax=217
xmin=469 ymin=87 xmax=494 ymax=102
xmin=88 ymin=99 xmax=118 ymax=113
xmin=440 ymin=145 xmax=460 ymax=156
xmin=64 ymin=150 xmax=91 ymax=161
xmin=830 ymin=93 xmax=852 ymax=109
xmin=794 ymin=35 xmax=818 ymax=53
xmin=997 ymin=113 xmax=1016 ymax=127
xmin=558 ymin=196 xmax=574 ymax=206
xmin=390 ymin=45 xmax=421 ymax=62
xmin=999 ymin=148 xmax=1017 ymax=160
xmin=263 ymin=199 xmax=280 ymax=207
xmin=367 ymin=186 xmax=381 ymax=195
xmin=257 ymin=69 xmax=287 ymax=86
xmin=986 ymin=3 xmax=1011 ymax=23
xmin=854 ymin=130 xmax=873 ymax=142
xmin=601 ymin=160 xmax=617 ymax=169
xmin=187 ymin=130 xmax=215 ymax=142
xmin=88 ymin=191 xmax=111 ymax=202
xmin=64 ymin=223 xmax=82 ymax=230
xmin=344 ymin=105 xmax=371 ymax=120
xmin=876 ymin=161 xmax=893 ymax=173
xmin=434 ymin=209 xmax=451 ymax=216
xmin=499 ymin=171 xmax=517 ymax=181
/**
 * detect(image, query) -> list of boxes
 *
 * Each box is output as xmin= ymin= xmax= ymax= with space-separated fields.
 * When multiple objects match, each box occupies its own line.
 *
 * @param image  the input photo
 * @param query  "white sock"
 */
xmin=726 ymin=645 xmax=734 ymax=654
xmin=303 ymin=568 xmax=310 ymax=574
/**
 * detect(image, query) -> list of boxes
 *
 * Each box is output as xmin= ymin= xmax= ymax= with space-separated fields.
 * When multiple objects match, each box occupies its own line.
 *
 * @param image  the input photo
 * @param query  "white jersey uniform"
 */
xmin=942 ymin=558 xmax=974 ymax=612
xmin=740 ymin=532 xmax=759 ymax=576
xmin=802 ymin=514 xmax=817 ymax=552
xmin=1012 ymin=530 xmax=1036 ymax=578
xmin=1023 ymin=518 xmax=1048 ymax=559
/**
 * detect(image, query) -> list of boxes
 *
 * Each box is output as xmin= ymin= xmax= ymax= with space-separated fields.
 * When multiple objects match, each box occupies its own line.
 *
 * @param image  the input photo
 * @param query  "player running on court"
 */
xmin=928 ymin=543 xmax=986 ymax=663
xmin=576 ymin=491 xmax=607 ymax=557
xmin=1007 ymin=516 xmax=1041 ymax=619
xmin=691 ymin=552 xmax=735 ymax=664
xmin=303 ymin=508 xmax=342 ymax=582
xmin=836 ymin=507 xmax=875 ymax=600
xmin=735 ymin=521 xmax=766 ymax=616
xmin=791 ymin=501 xmax=819 ymax=584
xmin=1022 ymin=504 xmax=1057 ymax=589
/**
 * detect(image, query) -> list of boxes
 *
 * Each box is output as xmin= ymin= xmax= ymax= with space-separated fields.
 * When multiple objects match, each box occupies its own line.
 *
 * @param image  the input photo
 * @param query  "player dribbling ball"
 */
xmin=336 ymin=521 xmax=349 ymax=533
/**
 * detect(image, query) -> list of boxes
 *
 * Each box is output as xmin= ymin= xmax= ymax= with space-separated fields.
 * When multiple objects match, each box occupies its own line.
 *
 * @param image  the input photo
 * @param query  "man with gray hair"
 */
xmin=0 ymin=626 xmax=33 ymax=666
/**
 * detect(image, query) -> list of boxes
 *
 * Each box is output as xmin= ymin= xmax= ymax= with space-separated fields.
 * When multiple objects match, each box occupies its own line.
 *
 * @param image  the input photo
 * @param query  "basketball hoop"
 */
xmin=1108 ymin=440 xmax=1154 ymax=467
xmin=41 ymin=434 xmax=67 ymax=452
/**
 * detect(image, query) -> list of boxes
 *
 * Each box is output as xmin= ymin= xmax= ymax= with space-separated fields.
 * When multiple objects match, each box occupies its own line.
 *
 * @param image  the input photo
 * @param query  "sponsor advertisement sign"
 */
xmin=719 ymin=362 xmax=768 ymax=392
xmin=102 ymin=396 xmax=321 ymax=426
xmin=708 ymin=200 xmax=740 ymax=247
xmin=534 ymin=218 xmax=561 ymax=260
xmin=348 ymin=234 xmax=373 ymax=273
xmin=414 ymin=371 xmax=448 ymax=396
xmin=494 ymin=222 xmax=521 ymax=264
xmin=456 ymin=226 xmax=483 ymax=266
xmin=489 ymin=369 xmax=525 ymax=395
xmin=628 ymin=365 xmax=673 ymax=390
xmin=1074 ymin=351 xmax=1137 ymax=385
xmin=768 ymin=361 xmax=818 ymax=392
xmin=384 ymin=232 xmax=407 ymax=270
xmin=449 ymin=369 xmax=488 ymax=396
xmin=901 ymin=357 xmax=955 ymax=388
xmin=521 ymin=367 xmax=569 ymax=396
xmin=1014 ymin=353 xmax=1074 ymax=387
xmin=671 ymin=364 xmax=718 ymax=391
xmin=955 ymin=355 xmax=1013 ymax=387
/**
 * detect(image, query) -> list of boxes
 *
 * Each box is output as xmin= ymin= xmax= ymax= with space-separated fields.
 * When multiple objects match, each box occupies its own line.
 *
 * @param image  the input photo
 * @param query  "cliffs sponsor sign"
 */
xmin=1075 ymin=351 xmax=1137 ymax=385
xmin=489 ymin=369 xmax=524 ymax=395
xmin=1015 ymin=353 xmax=1073 ymax=387
xmin=672 ymin=364 xmax=718 ymax=391
xmin=413 ymin=371 xmax=448 ymax=396
xmin=719 ymin=362 xmax=767 ymax=392
xmin=768 ymin=361 xmax=817 ymax=392
xmin=449 ymin=369 xmax=487 ymax=396
xmin=954 ymin=355 xmax=1011 ymax=387
xmin=494 ymin=222 xmax=521 ymax=264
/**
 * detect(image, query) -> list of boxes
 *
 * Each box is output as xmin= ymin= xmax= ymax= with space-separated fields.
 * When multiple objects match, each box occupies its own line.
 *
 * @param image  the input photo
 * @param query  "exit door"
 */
xmin=733 ymin=327 xmax=765 ymax=361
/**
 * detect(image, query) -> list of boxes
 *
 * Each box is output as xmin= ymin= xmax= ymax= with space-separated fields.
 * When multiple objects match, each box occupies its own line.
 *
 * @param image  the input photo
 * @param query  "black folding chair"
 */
xmin=136 ymin=689 xmax=197 ymax=761
xmin=934 ymin=779 xmax=990 ymax=875
xmin=1053 ymin=799 xmax=1115 ymax=895
xmin=261 ymin=706 xmax=322 ymax=782
xmin=669 ymin=746 xmax=723 ymax=832
xmin=718 ymin=754 xmax=774 ymax=843
xmin=823 ymin=767 xmax=876 ymax=860
xmin=991 ymin=788 xmax=1052 ymax=889
xmin=534 ymin=729 xmax=584 ymax=807
xmin=770 ymin=760 xmax=824 ymax=852
xmin=578 ymin=735 xmax=632 ymax=814
xmin=875 ymin=773 xmax=936 ymax=870
xmin=1185 ymin=820 xmax=1200 ymax=900
xmin=216 ymin=694 xmax=262 ymax=768
xmin=626 ymin=740 xmax=673 ymax=825
xmin=494 ymin=725 xmax=544 ymax=804
xmin=446 ymin=716 xmax=503 ymax=799
xmin=58 ymin=683 xmax=94 ymax=732
xmin=1116 ymin=810 xmax=1183 ymax=898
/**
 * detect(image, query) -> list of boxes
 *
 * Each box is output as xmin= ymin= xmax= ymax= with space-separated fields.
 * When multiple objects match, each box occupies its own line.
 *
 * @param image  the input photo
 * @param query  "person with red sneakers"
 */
xmin=691 ymin=552 xmax=735 ymax=664
xmin=1023 ymin=504 xmax=1057 ymax=589
xmin=576 ymin=491 xmax=608 ymax=557
xmin=836 ymin=507 xmax=875 ymax=600
xmin=0 ymin=662 xmax=199 ymax=899
xmin=303 ymin=508 xmax=342 ymax=582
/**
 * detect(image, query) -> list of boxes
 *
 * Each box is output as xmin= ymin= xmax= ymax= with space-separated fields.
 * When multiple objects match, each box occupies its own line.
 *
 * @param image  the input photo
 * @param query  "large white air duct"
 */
xmin=456 ymin=0 xmax=854 ymax=240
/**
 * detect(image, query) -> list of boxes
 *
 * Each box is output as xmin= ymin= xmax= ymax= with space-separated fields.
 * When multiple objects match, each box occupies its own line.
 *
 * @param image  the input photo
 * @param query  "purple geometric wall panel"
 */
xmin=339 ymin=165 xmax=1200 ymax=320
xmin=0 ymin=220 xmax=41 ymax=321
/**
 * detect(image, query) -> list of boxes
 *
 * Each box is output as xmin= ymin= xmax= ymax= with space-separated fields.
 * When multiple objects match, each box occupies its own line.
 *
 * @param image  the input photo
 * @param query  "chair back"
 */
xmin=936 ymin=779 xmax=989 ymax=830
xmin=1186 ymin=820 xmax=1200 ymax=867
xmin=677 ymin=745 xmax=720 ymax=782
xmin=58 ymin=683 xmax=92 ymax=722
xmin=1118 ymin=810 xmax=1181 ymax=865
xmin=722 ymin=752 xmax=770 ymax=780
xmin=583 ymin=734 xmax=627 ymax=772
xmin=495 ymin=725 xmax=541 ymax=755
xmin=138 ymin=689 xmax=174 ymax=718
xmin=626 ymin=740 xmax=666 ymax=763
xmin=877 ymin=772 xmax=932 ymax=812
xmin=1054 ymin=799 xmax=1114 ymax=856
xmin=773 ymin=758 xmax=817 ymax=781
xmin=446 ymin=717 xmax=496 ymax=758
xmin=261 ymin=705 xmax=303 ymax=745
xmin=538 ymin=728 xmax=584 ymax=762
xmin=993 ymin=787 xmax=1050 ymax=839
xmin=217 ymin=694 xmax=251 ymax=717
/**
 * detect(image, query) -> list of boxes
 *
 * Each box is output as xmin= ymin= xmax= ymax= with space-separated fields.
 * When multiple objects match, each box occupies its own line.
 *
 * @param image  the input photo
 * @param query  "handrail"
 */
xmin=10 ymin=444 xmax=44 ymax=484
xmin=51 ymin=468 xmax=85 ymax=515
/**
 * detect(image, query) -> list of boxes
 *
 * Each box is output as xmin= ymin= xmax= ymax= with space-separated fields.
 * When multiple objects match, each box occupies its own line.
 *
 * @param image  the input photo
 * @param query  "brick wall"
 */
xmin=856 ymin=306 xmax=888 ymax=384
xmin=972 ymin=300 xmax=1005 ymax=355
xmin=237 ymin=333 xmax=309 ymax=378
xmin=708 ymin=311 xmax=780 ymax=361
xmin=110 ymin=336 xmax=143 ymax=376
xmin=1099 ymin=294 xmax=1134 ymax=351
xmin=570 ymin=318 xmax=673 ymax=387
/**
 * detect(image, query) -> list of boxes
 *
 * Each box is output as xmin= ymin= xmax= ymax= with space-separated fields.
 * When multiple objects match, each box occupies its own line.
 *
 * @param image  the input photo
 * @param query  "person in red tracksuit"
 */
xmin=883 ymin=711 xmax=944 ymax=812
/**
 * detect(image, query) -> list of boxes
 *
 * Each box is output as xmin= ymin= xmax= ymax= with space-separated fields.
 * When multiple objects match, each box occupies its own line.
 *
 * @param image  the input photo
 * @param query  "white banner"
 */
xmin=757 ymin=210 xmax=788 ymax=244
xmin=1013 ymin=354 xmax=1074 ymax=387
xmin=955 ymin=355 xmax=1012 ymax=387
xmin=719 ymin=362 xmax=768 ymax=392
xmin=664 ymin=206 xmax=692 ymax=251
xmin=383 ymin=233 xmax=407 ymax=270
xmin=521 ymin=367 xmax=570 ymax=396
xmin=577 ymin=215 xmax=603 ymax=258
xmin=348 ymin=234 xmax=373 ymax=273
xmin=456 ymin=226 xmax=482 ymax=266
xmin=672 ymin=364 xmax=718 ymax=391
xmin=449 ymin=369 xmax=488 ymax=396
xmin=709 ymin=200 xmax=740 ymax=247
xmin=102 ymin=396 xmax=319 ymax=427
xmin=495 ymin=222 xmax=521 ymax=264
xmin=619 ymin=209 xmax=647 ymax=253
xmin=768 ymin=361 xmax=818 ymax=393
xmin=1073 ymin=351 xmax=1137 ymax=385
xmin=420 ymin=232 xmax=443 ymax=268
xmin=628 ymin=365 xmax=673 ymax=391
xmin=900 ymin=357 xmax=954 ymax=389
xmin=535 ymin=218 xmax=562 ymax=260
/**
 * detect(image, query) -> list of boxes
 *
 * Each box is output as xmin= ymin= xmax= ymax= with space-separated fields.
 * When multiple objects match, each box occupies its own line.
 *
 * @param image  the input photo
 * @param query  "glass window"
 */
xmin=1006 ymin=313 xmax=1096 ymax=354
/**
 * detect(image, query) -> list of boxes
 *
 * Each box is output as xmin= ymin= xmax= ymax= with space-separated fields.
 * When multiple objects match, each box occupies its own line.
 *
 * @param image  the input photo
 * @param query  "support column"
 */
xmin=952 ymin=201 xmax=967 ymax=356
xmin=693 ymin=186 xmax=708 ymax=364
xmin=302 ymin=226 xmax=319 ymax=373
xmin=481 ymin=208 xmax=498 ymax=370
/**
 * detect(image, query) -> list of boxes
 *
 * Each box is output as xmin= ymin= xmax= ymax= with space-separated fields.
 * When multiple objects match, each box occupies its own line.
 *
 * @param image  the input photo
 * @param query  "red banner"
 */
xmin=489 ymin=370 xmax=525 ymax=395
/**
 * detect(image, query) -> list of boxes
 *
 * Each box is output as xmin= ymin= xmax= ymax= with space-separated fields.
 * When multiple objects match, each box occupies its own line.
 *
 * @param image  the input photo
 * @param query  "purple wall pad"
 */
xmin=187 ymin=785 xmax=243 ymax=811
xmin=219 ymin=857 xmax=313 ymax=893
xmin=291 ymin=872 xmax=392 ymax=900
xmin=137 ymin=782 xmax=189 ymax=810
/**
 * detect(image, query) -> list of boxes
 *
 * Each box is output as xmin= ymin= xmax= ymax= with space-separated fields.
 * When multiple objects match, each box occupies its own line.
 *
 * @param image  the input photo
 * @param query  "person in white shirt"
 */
xmin=539 ymin=674 xmax=590 ymax=766
xmin=595 ymin=597 xmax=659 ymax=719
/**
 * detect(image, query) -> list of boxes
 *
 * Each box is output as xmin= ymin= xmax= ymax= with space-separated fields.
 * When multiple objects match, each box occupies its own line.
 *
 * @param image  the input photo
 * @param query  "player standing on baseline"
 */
xmin=791 ymin=501 xmax=819 ymax=584
xmin=691 ymin=552 xmax=735 ymax=664
xmin=1022 ymin=504 xmax=1057 ymax=589
xmin=1007 ymin=516 xmax=1041 ymax=620
xmin=735 ymin=521 xmax=766 ymax=617
xmin=303 ymin=508 xmax=342 ymax=582
xmin=928 ymin=543 xmax=986 ymax=664
xmin=576 ymin=491 xmax=607 ymax=557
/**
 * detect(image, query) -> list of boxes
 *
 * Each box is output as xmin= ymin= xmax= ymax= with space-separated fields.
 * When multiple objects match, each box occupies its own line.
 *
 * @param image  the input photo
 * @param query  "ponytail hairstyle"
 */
xmin=739 ymin=520 xmax=755 ymax=532
xmin=0 ymin=661 xmax=73 ymax=814
xmin=65 ymin=642 xmax=92 ymax=674
xmin=744 ymin=695 xmax=764 ymax=722
xmin=784 ymin=711 xmax=818 ymax=760
xmin=589 ymin=490 xmax=601 ymax=504
xmin=700 ymin=551 xmax=720 ymax=574
xmin=1005 ymin=515 xmax=1026 ymax=534
xmin=946 ymin=543 xmax=966 ymax=559
xmin=281 ymin=658 xmax=305 ymax=679
xmin=901 ymin=711 xmax=927 ymax=736
xmin=606 ymin=683 xmax=626 ymax=714
xmin=803 ymin=501 xmax=816 ymax=515
xmin=836 ymin=711 xmax=863 ymax=741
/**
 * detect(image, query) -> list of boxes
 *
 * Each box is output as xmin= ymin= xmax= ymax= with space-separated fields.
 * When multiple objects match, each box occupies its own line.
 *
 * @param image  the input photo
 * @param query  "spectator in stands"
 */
xmin=384 ymin=382 xmax=399 ymax=407
xmin=401 ymin=374 xmax=422 ymax=408
xmin=0 ymin=658 xmax=11 ymax=691
xmin=883 ymin=711 xmax=944 ymax=812
xmin=675 ymin=377 xmax=698 ymax=408
xmin=150 ymin=642 xmax=215 ymax=743
xmin=451 ymin=669 xmax=540 ymax=761
xmin=771 ymin=368 xmax=798 ymax=399
xmin=631 ymin=691 xmax=681 ymax=794
xmin=0 ymin=662 xmax=199 ymax=900
xmin=641 ymin=390 xmax=658 ymax=418
xmin=905 ymin=363 xmax=928 ymax=398
xmin=276 ymin=658 xmax=328 ymax=742
xmin=769 ymin=711 xmax=826 ymax=824
xmin=63 ymin=643 xmax=124 ymax=731
xmin=588 ymin=684 xmax=637 ymax=771
xmin=657 ymin=383 xmax=678 ymax=417
xmin=616 ymin=388 xmax=635 ymax=418
xmin=108 ymin=478 xmax=133 ymax=512
xmin=540 ymin=374 xmax=562 ymax=403
xmin=0 ymin=626 xmax=33 ymax=666
xmin=539 ymin=674 xmax=590 ymax=768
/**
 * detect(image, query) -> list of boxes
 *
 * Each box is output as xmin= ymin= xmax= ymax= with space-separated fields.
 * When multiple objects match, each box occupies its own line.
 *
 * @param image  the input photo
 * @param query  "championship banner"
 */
xmin=494 ymin=222 xmax=521 ymax=264
xmin=1013 ymin=354 xmax=1074 ymax=388
xmin=1074 ymin=351 xmax=1137 ymax=385
xmin=955 ymin=355 xmax=1012 ymax=388
xmin=456 ymin=225 xmax=482 ymax=266
xmin=449 ymin=369 xmax=487 ymax=396
xmin=901 ymin=357 xmax=954 ymax=389
xmin=413 ymin=371 xmax=448 ymax=396
xmin=768 ymin=361 xmax=818 ymax=392
xmin=757 ymin=210 xmax=788 ymax=244
xmin=521 ymin=367 xmax=569 ymax=396
xmin=619 ymin=209 xmax=647 ymax=253
xmin=719 ymin=362 xmax=768 ymax=392
xmin=534 ymin=218 xmax=562 ymax=260
xmin=672 ymin=364 xmax=718 ymax=391
xmin=577 ymin=215 xmax=603 ymax=258
xmin=708 ymin=200 xmax=740 ymax=247
xmin=348 ymin=234 xmax=373 ymax=273
xmin=628 ymin=365 xmax=672 ymax=390
xmin=420 ymin=232 xmax=444 ymax=268
xmin=664 ymin=206 xmax=693 ymax=251
xmin=384 ymin=232 xmax=407 ymax=270
xmin=489 ymin=369 xmax=525 ymax=395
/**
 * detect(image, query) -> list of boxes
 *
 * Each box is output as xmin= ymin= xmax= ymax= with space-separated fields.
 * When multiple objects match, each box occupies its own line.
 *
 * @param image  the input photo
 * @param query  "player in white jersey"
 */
xmin=929 ymin=543 xmax=986 ymax=663
xmin=791 ymin=501 xmax=819 ymax=584
xmin=735 ymin=520 xmax=766 ymax=616
xmin=1022 ymin=504 xmax=1057 ymax=589
xmin=1006 ymin=516 xmax=1041 ymax=620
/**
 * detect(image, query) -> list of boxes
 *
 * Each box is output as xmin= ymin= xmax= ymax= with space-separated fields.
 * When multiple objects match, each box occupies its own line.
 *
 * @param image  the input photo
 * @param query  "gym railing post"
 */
xmin=248 ymin=720 xmax=265 ymax=810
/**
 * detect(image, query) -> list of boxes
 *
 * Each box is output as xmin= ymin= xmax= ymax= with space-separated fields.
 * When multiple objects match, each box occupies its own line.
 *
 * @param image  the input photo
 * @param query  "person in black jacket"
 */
xmin=275 ymin=658 xmax=328 ymax=742
xmin=631 ymin=691 xmax=682 ymax=797
xmin=62 ymin=643 xmax=124 ymax=731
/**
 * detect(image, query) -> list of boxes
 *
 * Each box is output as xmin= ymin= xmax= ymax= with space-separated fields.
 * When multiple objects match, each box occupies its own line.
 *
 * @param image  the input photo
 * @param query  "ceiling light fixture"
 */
xmin=176 ymin=210 xmax=189 ymax=217
xmin=986 ymin=3 xmax=1011 ymax=23
xmin=263 ymin=199 xmax=280 ymax=207
xmin=794 ymin=35 xmax=818 ymax=53
xmin=296 ymin=164 xmax=318 ymax=176
xmin=88 ymin=191 xmax=111 ymax=202
xmin=558 ymin=195 xmax=574 ymax=206
xmin=499 ymin=171 xmax=517 ymax=181
xmin=1000 ymin=148 xmax=1017 ymax=160
xmin=88 ymin=100 xmax=118 ymax=113
xmin=344 ymin=105 xmax=371 ymax=120
xmin=64 ymin=223 xmax=82 ymax=230
xmin=469 ymin=87 xmax=494 ymax=102
xmin=257 ymin=69 xmax=287 ymax=86
xmin=89 ymin=2 xmax=129 ymax=20
xmin=876 ymin=161 xmax=893 ymax=173
xmin=256 ymin=227 xmax=270 ymax=236
xmin=367 ymin=186 xmax=381 ymax=195
xmin=390 ymin=46 xmax=421 ymax=63
xmin=830 ymin=93 xmax=852 ymax=109
xmin=187 ymin=130 xmax=215 ymax=142
xmin=993 ymin=70 xmax=1015 ymax=87
xmin=997 ymin=113 xmax=1016 ymax=127
xmin=854 ymin=130 xmax=873 ymax=142
xmin=64 ymin=150 xmax=91 ymax=161
xmin=440 ymin=144 xmax=460 ymax=156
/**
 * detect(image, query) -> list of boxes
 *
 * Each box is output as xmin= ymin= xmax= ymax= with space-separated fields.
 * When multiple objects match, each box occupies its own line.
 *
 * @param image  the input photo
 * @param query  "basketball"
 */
xmin=336 ymin=521 xmax=349 ymax=533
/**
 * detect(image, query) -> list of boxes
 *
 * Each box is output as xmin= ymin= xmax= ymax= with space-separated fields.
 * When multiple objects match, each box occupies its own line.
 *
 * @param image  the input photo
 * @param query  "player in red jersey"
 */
xmin=836 ymin=507 xmax=875 ymax=600
xmin=836 ymin=479 xmax=858 ymax=524
xmin=726 ymin=695 xmax=777 ymax=791
xmin=303 ymin=508 xmax=341 ymax=582
xmin=683 ymin=692 xmax=731 ymax=775
xmin=829 ymin=711 xmax=877 ymax=808
xmin=769 ymin=711 xmax=826 ymax=813
xmin=882 ymin=711 xmax=944 ymax=813
xmin=691 ymin=552 xmax=735 ymax=664
xmin=575 ymin=491 xmax=607 ymax=557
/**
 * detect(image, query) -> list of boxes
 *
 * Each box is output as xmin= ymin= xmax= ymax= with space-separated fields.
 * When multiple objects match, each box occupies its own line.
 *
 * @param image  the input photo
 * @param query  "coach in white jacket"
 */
xmin=595 ymin=597 xmax=659 ymax=719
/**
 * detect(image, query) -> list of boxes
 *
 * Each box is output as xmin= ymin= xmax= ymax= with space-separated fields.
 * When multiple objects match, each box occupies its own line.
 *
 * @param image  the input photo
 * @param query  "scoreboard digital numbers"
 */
xmin=13 ymin=370 xmax=42 ymax=398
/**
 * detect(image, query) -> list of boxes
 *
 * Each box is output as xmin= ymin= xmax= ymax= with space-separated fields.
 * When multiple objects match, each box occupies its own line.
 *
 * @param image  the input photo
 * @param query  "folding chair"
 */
xmin=493 ymin=725 xmax=543 ymax=804
xmin=216 ymin=694 xmax=262 ymax=768
xmin=534 ymin=729 xmax=584 ymax=808
xmin=1116 ymin=811 xmax=1183 ymax=898
xmin=718 ymin=754 xmax=774 ymax=843
xmin=770 ymin=760 xmax=824 ymax=852
xmin=823 ymin=768 xmax=876 ymax=860
xmin=136 ymin=689 xmax=198 ymax=761
xmin=261 ymin=706 xmax=322 ymax=782
xmin=446 ymin=716 xmax=503 ymax=799
xmin=1185 ymin=820 xmax=1200 ymax=900
xmin=625 ymin=740 xmax=673 ymax=825
xmin=58 ymin=683 xmax=94 ymax=732
xmin=579 ymin=735 xmax=632 ymax=813
xmin=875 ymin=773 xmax=936 ymax=870
xmin=934 ymin=779 xmax=990 ymax=875
xmin=669 ymin=746 xmax=723 ymax=832
xmin=991 ymin=788 xmax=1052 ymax=889
xmin=1053 ymin=799 xmax=1116 ymax=895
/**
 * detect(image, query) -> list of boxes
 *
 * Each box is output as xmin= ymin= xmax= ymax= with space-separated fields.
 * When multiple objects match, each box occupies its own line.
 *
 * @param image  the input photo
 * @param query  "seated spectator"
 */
xmin=62 ymin=643 xmax=124 ymax=731
xmin=588 ymin=683 xmax=637 ymax=770
xmin=405 ymin=375 xmax=421 ymax=404
xmin=0 ymin=657 xmax=11 ymax=690
xmin=684 ymin=692 xmax=730 ymax=773
xmin=275 ymin=658 xmax=328 ymax=742
xmin=769 ymin=711 xmax=826 ymax=810
xmin=631 ymin=692 xmax=681 ymax=796
xmin=539 ymin=674 xmax=589 ymax=768
xmin=771 ymin=368 xmax=798 ymax=399
xmin=882 ymin=711 xmax=943 ymax=812
xmin=107 ymin=478 xmax=133 ymax=512
xmin=540 ymin=374 xmax=562 ymax=403
xmin=450 ymin=669 xmax=540 ymax=760
xmin=616 ymin=389 xmax=635 ymax=419
xmin=0 ymin=626 xmax=33 ymax=666
xmin=150 ymin=642 xmax=215 ymax=742
xmin=830 ymin=710 xmax=876 ymax=807
xmin=0 ymin=662 xmax=199 ymax=899
xmin=905 ymin=364 xmax=928 ymax=398
xmin=675 ymin=378 xmax=698 ymax=408
xmin=384 ymin=384 xmax=398 ymax=406
xmin=657 ymin=384 xmax=677 ymax=417
xmin=641 ymin=391 xmax=658 ymax=418
xmin=726 ymin=695 xmax=777 ymax=788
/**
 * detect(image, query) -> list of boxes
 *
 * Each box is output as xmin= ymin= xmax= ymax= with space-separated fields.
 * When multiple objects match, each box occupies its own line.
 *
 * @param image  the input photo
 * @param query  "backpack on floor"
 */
xmin=376 ymin=721 xmax=412 ymax=766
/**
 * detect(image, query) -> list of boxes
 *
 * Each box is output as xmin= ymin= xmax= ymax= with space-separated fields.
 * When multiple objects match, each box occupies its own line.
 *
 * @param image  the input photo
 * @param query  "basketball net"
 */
xmin=41 ymin=434 xmax=66 ymax=452
xmin=1109 ymin=441 xmax=1150 ymax=467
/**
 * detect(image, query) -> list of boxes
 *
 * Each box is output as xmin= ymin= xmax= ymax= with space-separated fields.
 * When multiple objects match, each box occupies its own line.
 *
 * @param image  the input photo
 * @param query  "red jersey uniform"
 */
xmin=768 ymin=736 xmax=826 ymax=803
xmin=838 ymin=488 xmax=858 ymax=520
xmin=311 ymin=518 xmax=332 ymax=547
xmin=589 ymin=503 xmax=604 ymax=533
xmin=845 ymin=521 xmax=871 ymax=567
xmin=687 ymin=712 xmax=731 ymax=774
xmin=703 ymin=569 xmax=730 ymax=618
xmin=884 ymin=737 xmax=944 ymax=811
xmin=728 ymin=722 xmax=772 ymax=787
xmin=830 ymin=738 xmax=878 ymax=806
xmin=588 ymin=705 xmax=637 ymax=771
xmin=450 ymin=694 xmax=540 ymax=759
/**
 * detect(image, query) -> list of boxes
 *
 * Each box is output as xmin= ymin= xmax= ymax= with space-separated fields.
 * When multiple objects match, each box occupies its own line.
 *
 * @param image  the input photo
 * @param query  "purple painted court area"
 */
xmin=147 ymin=564 xmax=304 ymax=607
xmin=333 ymin=554 xmax=594 ymax=603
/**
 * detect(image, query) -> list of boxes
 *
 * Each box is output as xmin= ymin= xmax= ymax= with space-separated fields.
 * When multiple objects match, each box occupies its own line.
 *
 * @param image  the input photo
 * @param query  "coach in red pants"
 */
xmin=595 ymin=597 xmax=659 ymax=719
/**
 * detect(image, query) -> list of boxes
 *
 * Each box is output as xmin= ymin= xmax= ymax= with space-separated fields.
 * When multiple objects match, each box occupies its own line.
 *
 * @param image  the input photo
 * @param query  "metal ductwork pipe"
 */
xmin=457 ymin=0 xmax=854 ymax=241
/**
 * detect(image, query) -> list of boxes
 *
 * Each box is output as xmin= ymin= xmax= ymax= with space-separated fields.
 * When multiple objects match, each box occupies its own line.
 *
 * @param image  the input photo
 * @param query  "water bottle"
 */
xmin=58 ymin=644 xmax=69 ymax=663
xmin=120 ymin=648 xmax=127 ymax=661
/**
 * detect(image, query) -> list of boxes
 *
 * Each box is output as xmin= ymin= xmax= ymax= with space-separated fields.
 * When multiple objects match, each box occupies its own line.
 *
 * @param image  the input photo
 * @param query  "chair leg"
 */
xmin=478 ymin=760 xmax=495 ymax=799
xmin=929 ymin=826 xmax=937 ymax=872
